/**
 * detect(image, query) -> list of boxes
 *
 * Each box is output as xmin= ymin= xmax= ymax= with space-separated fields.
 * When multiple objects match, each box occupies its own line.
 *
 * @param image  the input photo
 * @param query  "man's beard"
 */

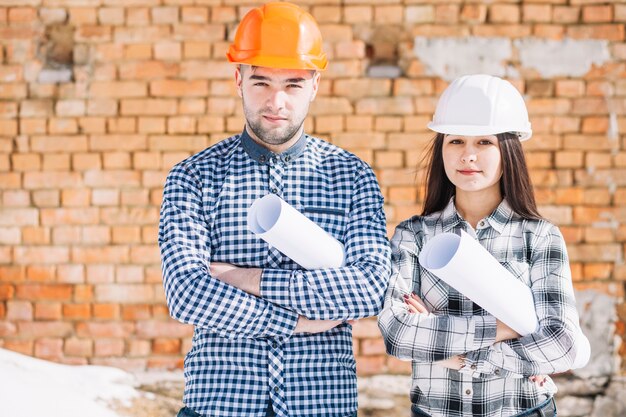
xmin=243 ymin=98 xmax=306 ymax=146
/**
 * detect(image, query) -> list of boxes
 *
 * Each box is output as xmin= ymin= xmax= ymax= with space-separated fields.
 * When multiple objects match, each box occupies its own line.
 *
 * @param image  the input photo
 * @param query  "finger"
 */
xmin=405 ymin=295 xmax=428 ymax=314
xmin=346 ymin=320 xmax=356 ymax=325
xmin=410 ymin=293 xmax=430 ymax=311
xmin=405 ymin=301 xmax=420 ymax=314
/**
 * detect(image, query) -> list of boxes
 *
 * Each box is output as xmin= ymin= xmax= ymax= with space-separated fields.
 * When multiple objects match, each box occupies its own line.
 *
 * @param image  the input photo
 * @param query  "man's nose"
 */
xmin=267 ymin=89 xmax=287 ymax=110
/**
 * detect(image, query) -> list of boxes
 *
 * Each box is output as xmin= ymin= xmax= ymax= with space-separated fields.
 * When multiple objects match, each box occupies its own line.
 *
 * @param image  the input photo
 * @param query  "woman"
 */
xmin=378 ymin=74 xmax=583 ymax=417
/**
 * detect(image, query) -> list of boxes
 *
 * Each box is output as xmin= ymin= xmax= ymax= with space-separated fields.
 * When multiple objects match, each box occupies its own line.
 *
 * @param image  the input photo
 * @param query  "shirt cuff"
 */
xmin=261 ymin=268 xmax=295 ymax=308
xmin=472 ymin=314 xmax=498 ymax=350
xmin=264 ymin=302 xmax=299 ymax=339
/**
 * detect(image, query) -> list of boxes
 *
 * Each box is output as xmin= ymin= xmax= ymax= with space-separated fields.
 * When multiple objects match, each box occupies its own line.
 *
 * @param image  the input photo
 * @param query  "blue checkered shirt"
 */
xmin=378 ymin=198 xmax=581 ymax=417
xmin=159 ymin=130 xmax=391 ymax=417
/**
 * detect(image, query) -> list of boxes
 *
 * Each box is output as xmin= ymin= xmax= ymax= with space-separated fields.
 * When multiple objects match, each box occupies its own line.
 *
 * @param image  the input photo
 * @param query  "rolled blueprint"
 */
xmin=247 ymin=194 xmax=345 ymax=270
xmin=419 ymin=230 xmax=590 ymax=369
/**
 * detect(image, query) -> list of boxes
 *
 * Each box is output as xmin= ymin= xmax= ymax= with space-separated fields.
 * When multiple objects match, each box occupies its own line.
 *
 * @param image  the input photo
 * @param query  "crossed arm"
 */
xmin=159 ymin=162 xmax=391 ymax=339
xmin=378 ymin=221 xmax=579 ymax=379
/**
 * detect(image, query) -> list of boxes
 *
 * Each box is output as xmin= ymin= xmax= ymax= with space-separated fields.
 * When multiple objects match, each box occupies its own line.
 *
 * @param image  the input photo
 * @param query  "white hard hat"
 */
xmin=428 ymin=74 xmax=532 ymax=141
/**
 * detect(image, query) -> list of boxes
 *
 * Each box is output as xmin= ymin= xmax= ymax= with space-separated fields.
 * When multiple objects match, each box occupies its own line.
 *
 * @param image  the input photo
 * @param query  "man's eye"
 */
xmin=287 ymin=84 xmax=303 ymax=89
xmin=253 ymin=82 xmax=268 ymax=87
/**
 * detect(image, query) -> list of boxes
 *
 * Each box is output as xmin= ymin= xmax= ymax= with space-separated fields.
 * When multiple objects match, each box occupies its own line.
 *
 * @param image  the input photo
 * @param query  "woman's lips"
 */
xmin=458 ymin=170 xmax=481 ymax=175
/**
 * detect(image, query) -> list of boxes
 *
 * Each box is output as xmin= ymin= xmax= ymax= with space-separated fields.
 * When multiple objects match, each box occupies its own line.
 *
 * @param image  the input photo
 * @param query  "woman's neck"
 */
xmin=455 ymin=189 xmax=503 ymax=229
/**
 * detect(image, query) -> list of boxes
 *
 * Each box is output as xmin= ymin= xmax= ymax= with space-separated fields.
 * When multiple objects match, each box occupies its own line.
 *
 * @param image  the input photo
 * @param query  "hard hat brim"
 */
xmin=227 ymin=51 xmax=328 ymax=72
xmin=428 ymin=122 xmax=532 ymax=141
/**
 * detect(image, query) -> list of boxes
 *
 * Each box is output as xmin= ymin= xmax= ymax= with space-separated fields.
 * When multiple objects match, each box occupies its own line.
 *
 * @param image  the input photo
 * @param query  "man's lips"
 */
xmin=263 ymin=115 xmax=287 ymax=123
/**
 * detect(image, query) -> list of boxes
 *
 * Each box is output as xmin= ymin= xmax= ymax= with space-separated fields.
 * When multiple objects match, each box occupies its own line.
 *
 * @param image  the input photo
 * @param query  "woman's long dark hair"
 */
xmin=421 ymin=132 xmax=542 ymax=220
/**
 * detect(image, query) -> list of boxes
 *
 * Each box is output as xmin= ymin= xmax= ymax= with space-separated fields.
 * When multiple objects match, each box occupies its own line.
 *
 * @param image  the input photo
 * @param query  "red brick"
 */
xmin=76 ymin=322 xmax=134 ymax=338
xmin=17 ymin=284 xmax=73 ymax=301
xmin=356 ymin=355 xmax=386 ymax=376
xmin=128 ymin=340 xmax=151 ymax=357
xmin=93 ymin=303 xmax=120 ymax=319
xmin=522 ymin=4 xmax=552 ymax=22
xmin=95 ymin=284 xmax=152 ymax=303
xmin=582 ymin=5 xmax=613 ymax=22
xmin=127 ymin=7 xmax=149 ymax=25
xmin=568 ymin=24 xmax=625 ymax=41
xmin=76 ymin=25 xmax=112 ymax=43
xmin=0 ymin=266 xmax=25 ymax=283
xmin=153 ymin=338 xmax=181 ymax=354
xmin=122 ymin=305 xmax=152 ymax=321
xmin=26 ymin=265 xmax=56 ymax=282
xmin=42 ymin=154 xmax=70 ymax=171
xmin=89 ymin=81 xmax=147 ymax=98
xmin=95 ymin=339 xmax=125 ymax=356
xmin=65 ymin=338 xmax=93 ymax=357
xmin=41 ymin=208 xmax=98 ymax=225
xmin=6 ymin=300 xmax=33 ymax=320
xmin=490 ymin=4 xmax=520 ymax=23
xmin=460 ymin=4 xmax=486 ymax=23
xmin=553 ymin=6 xmax=580 ymax=24
xmin=114 ymin=26 xmax=170 ymax=44
xmin=72 ymin=247 xmax=129 ymax=264
xmin=121 ymin=99 xmax=177 ymax=116
xmin=34 ymin=338 xmax=63 ymax=360
xmin=8 ymin=7 xmax=37 ymax=23
xmin=63 ymin=303 xmax=91 ymax=319
xmin=14 ymin=247 xmax=70 ymax=264
xmin=103 ymin=152 xmax=131 ymax=169
xmin=87 ymin=265 xmax=115 ymax=284
xmin=34 ymin=303 xmax=62 ymax=320
xmin=136 ymin=320 xmax=193 ymax=338
xmin=24 ymin=223 xmax=50 ymax=243
xmin=3 ymin=340 xmax=33 ymax=356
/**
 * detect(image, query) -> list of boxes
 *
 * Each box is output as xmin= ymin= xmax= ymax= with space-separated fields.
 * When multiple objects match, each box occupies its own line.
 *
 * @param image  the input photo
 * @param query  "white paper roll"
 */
xmin=419 ymin=230 xmax=590 ymax=369
xmin=247 ymin=194 xmax=345 ymax=270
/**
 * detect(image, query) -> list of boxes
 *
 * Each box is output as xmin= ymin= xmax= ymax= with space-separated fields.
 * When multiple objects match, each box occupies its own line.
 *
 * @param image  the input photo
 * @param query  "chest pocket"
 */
xmin=502 ymin=260 xmax=531 ymax=287
xmin=302 ymin=206 xmax=347 ymax=241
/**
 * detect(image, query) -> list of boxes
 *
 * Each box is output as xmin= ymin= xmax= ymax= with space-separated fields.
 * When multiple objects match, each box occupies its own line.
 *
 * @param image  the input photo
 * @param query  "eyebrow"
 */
xmin=249 ymin=75 xmax=307 ymax=83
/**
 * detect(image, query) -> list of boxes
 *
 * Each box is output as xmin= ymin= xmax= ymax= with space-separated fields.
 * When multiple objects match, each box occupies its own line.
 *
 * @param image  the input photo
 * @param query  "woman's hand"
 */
xmin=529 ymin=375 xmax=548 ymax=387
xmin=403 ymin=292 xmax=429 ymax=314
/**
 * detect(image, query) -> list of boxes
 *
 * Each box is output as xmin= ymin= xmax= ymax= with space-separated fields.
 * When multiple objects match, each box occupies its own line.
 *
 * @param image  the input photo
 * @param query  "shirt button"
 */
xmin=470 ymin=364 xmax=477 ymax=370
xmin=274 ymin=386 xmax=279 ymax=393
xmin=270 ymin=188 xmax=278 ymax=194
xmin=259 ymin=155 xmax=266 ymax=163
xmin=479 ymin=221 xmax=485 ymax=227
xmin=272 ymin=342 xmax=278 ymax=349
xmin=465 ymin=389 xmax=472 ymax=395
xmin=494 ymin=369 xmax=500 ymax=375
xmin=285 ymin=156 xmax=291 ymax=162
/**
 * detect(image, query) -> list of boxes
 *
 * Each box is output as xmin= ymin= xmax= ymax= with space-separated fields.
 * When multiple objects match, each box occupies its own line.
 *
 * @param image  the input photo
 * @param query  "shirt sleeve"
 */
xmin=462 ymin=225 xmax=579 ymax=378
xmin=377 ymin=221 xmax=498 ymax=362
xmin=159 ymin=163 xmax=298 ymax=340
xmin=259 ymin=163 xmax=392 ymax=320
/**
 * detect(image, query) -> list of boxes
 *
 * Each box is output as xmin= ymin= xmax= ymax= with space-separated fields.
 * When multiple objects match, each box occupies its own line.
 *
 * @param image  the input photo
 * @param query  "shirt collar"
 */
xmin=240 ymin=128 xmax=308 ymax=165
xmin=440 ymin=197 xmax=515 ymax=234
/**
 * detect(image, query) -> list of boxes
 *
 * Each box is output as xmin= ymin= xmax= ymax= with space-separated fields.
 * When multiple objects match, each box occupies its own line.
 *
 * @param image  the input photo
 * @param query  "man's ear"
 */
xmin=310 ymin=71 xmax=321 ymax=102
xmin=235 ymin=66 xmax=243 ymax=98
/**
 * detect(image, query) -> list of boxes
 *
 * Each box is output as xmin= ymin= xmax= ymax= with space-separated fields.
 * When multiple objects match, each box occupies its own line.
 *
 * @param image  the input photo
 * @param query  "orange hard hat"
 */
xmin=227 ymin=2 xmax=328 ymax=71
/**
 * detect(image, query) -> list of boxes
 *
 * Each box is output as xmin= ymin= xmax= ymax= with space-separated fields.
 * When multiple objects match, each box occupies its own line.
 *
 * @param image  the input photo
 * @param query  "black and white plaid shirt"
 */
xmin=378 ymin=198 xmax=581 ymax=417
xmin=159 ymin=130 xmax=391 ymax=417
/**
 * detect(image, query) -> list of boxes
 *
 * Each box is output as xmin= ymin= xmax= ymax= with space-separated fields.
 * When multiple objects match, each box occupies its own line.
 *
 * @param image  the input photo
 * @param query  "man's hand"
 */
xmin=210 ymin=262 xmax=262 ymax=296
xmin=294 ymin=316 xmax=344 ymax=334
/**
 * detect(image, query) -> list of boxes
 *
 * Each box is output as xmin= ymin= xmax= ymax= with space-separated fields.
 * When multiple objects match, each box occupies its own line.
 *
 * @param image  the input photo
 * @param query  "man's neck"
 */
xmin=246 ymin=125 xmax=303 ymax=154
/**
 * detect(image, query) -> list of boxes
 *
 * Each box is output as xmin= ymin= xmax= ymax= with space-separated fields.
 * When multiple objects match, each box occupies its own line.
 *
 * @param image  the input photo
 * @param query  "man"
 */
xmin=158 ymin=3 xmax=391 ymax=417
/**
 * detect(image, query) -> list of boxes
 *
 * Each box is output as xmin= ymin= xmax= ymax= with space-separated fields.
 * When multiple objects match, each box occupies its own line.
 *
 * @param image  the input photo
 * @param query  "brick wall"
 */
xmin=0 ymin=0 xmax=624 ymax=376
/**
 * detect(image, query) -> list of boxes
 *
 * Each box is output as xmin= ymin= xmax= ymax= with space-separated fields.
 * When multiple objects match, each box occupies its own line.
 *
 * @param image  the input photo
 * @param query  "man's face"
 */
xmin=236 ymin=65 xmax=320 ymax=147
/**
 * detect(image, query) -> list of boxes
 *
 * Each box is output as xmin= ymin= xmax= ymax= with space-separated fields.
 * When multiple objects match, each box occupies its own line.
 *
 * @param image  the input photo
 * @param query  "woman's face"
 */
xmin=442 ymin=135 xmax=502 ymax=196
